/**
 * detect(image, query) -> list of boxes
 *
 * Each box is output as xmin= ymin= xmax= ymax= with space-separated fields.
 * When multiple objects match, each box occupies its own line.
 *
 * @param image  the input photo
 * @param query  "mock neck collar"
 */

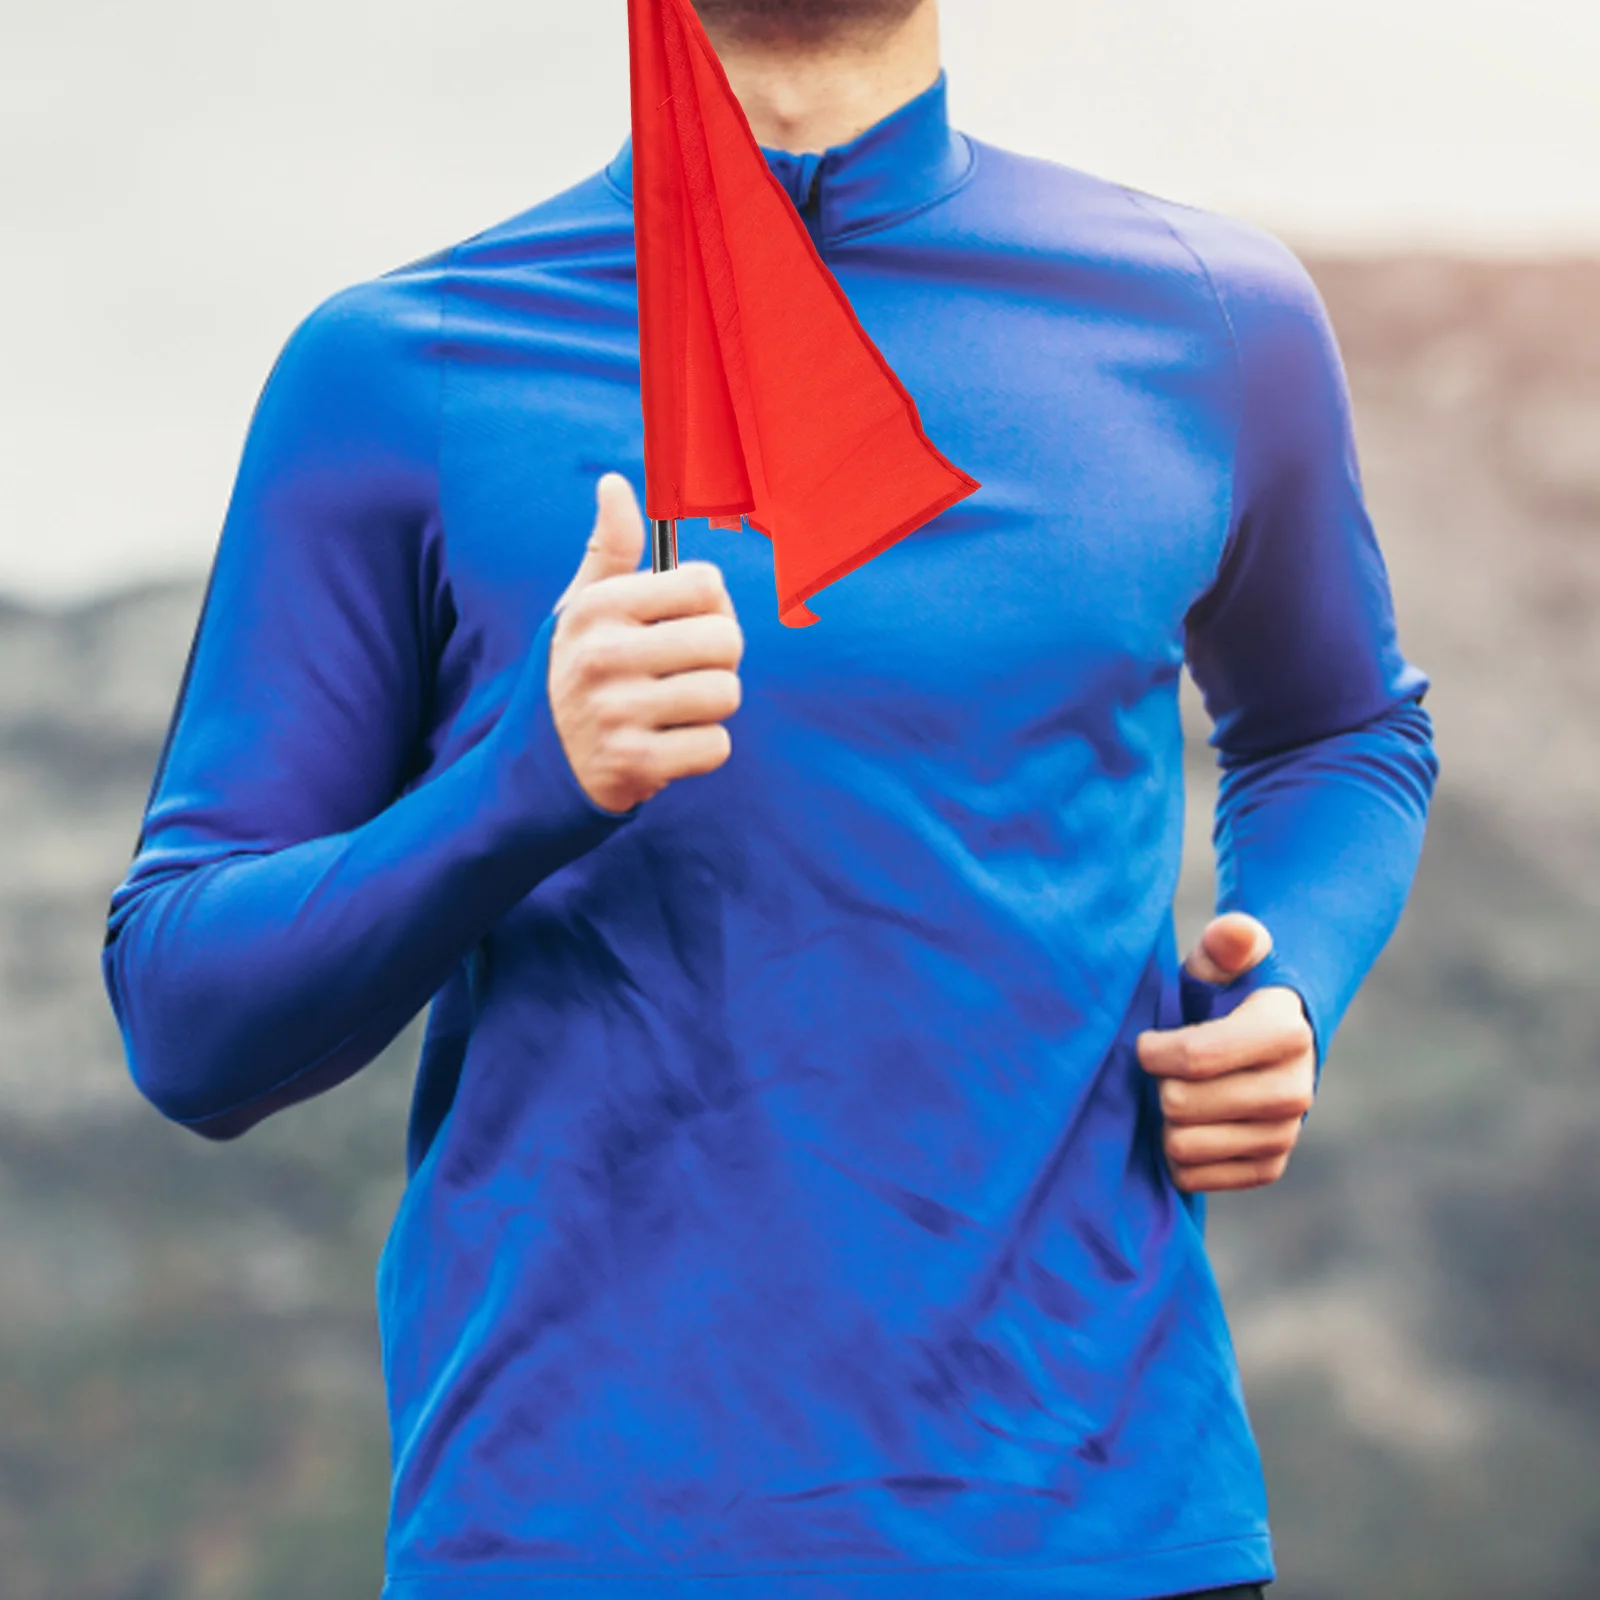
xmin=605 ymin=73 xmax=972 ymax=245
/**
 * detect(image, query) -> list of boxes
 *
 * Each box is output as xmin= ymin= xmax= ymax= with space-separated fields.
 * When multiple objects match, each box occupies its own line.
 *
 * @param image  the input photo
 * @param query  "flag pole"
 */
xmin=652 ymin=518 xmax=679 ymax=574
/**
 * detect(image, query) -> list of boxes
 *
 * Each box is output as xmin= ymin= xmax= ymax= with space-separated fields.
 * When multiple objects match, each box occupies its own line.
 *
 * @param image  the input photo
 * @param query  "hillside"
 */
xmin=0 ymin=258 xmax=1596 ymax=1598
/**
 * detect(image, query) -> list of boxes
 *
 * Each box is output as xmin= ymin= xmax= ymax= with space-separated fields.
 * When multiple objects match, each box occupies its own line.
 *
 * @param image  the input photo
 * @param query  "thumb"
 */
xmin=1185 ymin=912 xmax=1273 ymax=986
xmin=555 ymin=474 xmax=646 ymax=613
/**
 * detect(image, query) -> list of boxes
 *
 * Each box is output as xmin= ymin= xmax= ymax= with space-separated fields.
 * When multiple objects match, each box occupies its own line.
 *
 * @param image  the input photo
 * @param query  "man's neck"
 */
xmin=703 ymin=4 xmax=942 ymax=156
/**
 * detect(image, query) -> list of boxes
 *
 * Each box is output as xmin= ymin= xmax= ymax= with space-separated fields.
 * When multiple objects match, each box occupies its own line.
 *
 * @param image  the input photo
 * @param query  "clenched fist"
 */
xmin=549 ymin=474 xmax=745 ymax=815
xmin=1137 ymin=913 xmax=1317 ymax=1194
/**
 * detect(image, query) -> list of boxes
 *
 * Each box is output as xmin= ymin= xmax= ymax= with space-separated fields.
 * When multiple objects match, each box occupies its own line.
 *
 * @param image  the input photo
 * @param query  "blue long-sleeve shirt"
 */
xmin=104 ymin=77 xmax=1435 ymax=1600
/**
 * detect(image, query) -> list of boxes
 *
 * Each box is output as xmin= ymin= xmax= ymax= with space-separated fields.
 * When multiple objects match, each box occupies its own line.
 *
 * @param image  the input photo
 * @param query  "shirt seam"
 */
xmin=1119 ymin=188 xmax=1248 ymax=609
xmin=412 ymin=246 xmax=456 ymax=789
xmin=828 ymin=134 xmax=981 ymax=244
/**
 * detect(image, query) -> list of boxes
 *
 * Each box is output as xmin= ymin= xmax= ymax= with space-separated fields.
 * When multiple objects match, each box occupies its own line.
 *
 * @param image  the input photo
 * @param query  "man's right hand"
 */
xmin=548 ymin=474 xmax=745 ymax=815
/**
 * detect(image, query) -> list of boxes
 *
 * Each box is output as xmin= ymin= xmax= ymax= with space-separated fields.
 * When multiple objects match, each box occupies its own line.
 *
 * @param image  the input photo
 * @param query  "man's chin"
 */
xmin=691 ymin=0 xmax=925 ymax=50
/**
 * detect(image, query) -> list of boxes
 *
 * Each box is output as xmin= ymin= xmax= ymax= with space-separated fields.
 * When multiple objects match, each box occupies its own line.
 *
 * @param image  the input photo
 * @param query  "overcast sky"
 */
xmin=2 ymin=0 xmax=1597 ymax=600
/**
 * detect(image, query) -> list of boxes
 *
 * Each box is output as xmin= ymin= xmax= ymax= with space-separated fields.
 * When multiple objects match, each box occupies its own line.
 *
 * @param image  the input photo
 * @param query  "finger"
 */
xmin=556 ymin=474 xmax=647 ymax=609
xmin=646 ymin=722 xmax=734 ymax=783
xmin=638 ymin=669 xmax=742 ymax=729
xmin=1157 ymin=1058 xmax=1315 ymax=1127
xmin=1168 ymin=1155 xmax=1293 ymax=1195
xmin=622 ymin=613 xmax=745 ymax=677
xmin=1137 ymin=988 xmax=1311 ymax=1080
xmin=1184 ymin=912 xmax=1273 ymax=985
xmin=576 ymin=562 xmax=735 ymax=625
xmin=1163 ymin=1116 xmax=1304 ymax=1169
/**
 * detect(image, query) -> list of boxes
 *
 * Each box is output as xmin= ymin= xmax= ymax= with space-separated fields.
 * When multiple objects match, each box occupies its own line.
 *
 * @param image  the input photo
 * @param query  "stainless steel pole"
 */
xmin=651 ymin=518 xmax=679 ymax=575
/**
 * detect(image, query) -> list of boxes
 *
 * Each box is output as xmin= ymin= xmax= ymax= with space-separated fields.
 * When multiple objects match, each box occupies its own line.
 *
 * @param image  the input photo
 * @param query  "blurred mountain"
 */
xmin=0 ymin=258 xmax=1596 ymax=1599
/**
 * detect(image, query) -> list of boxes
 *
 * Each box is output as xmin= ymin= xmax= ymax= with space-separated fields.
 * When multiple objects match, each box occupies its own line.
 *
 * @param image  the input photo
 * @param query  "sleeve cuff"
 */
xmin=478 ymin=610 xmax=642 ymax=865
xmin=1178 ymin=950 xmax=1327 ymax=1089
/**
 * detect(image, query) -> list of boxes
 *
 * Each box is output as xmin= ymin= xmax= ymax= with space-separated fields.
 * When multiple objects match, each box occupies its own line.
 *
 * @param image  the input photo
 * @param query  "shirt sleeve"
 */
xmin=1179 ymin=224 xmax=1439 ymax=1070
xmin=102 ymin=274 xmax=635 ymax=1139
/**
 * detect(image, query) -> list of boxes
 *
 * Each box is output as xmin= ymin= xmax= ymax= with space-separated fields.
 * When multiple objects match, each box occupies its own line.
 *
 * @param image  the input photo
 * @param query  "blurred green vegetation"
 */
xmin=0 ymin=1054 xmax=408 ymax=1600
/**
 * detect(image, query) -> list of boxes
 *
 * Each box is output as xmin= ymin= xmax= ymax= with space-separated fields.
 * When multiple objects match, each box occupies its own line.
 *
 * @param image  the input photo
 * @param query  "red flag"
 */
xmin=627 ymin=0 xmax=980 ymax=627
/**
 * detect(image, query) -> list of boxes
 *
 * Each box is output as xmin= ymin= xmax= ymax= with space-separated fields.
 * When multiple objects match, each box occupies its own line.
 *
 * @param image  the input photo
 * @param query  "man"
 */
xmin=104 ymin=1 xmax=1436 ymax=1596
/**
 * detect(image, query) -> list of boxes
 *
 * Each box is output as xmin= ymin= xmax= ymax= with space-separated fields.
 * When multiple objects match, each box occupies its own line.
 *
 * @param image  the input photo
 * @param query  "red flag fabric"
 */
xmin=627 ymin=0 xmax=980 ymax=627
